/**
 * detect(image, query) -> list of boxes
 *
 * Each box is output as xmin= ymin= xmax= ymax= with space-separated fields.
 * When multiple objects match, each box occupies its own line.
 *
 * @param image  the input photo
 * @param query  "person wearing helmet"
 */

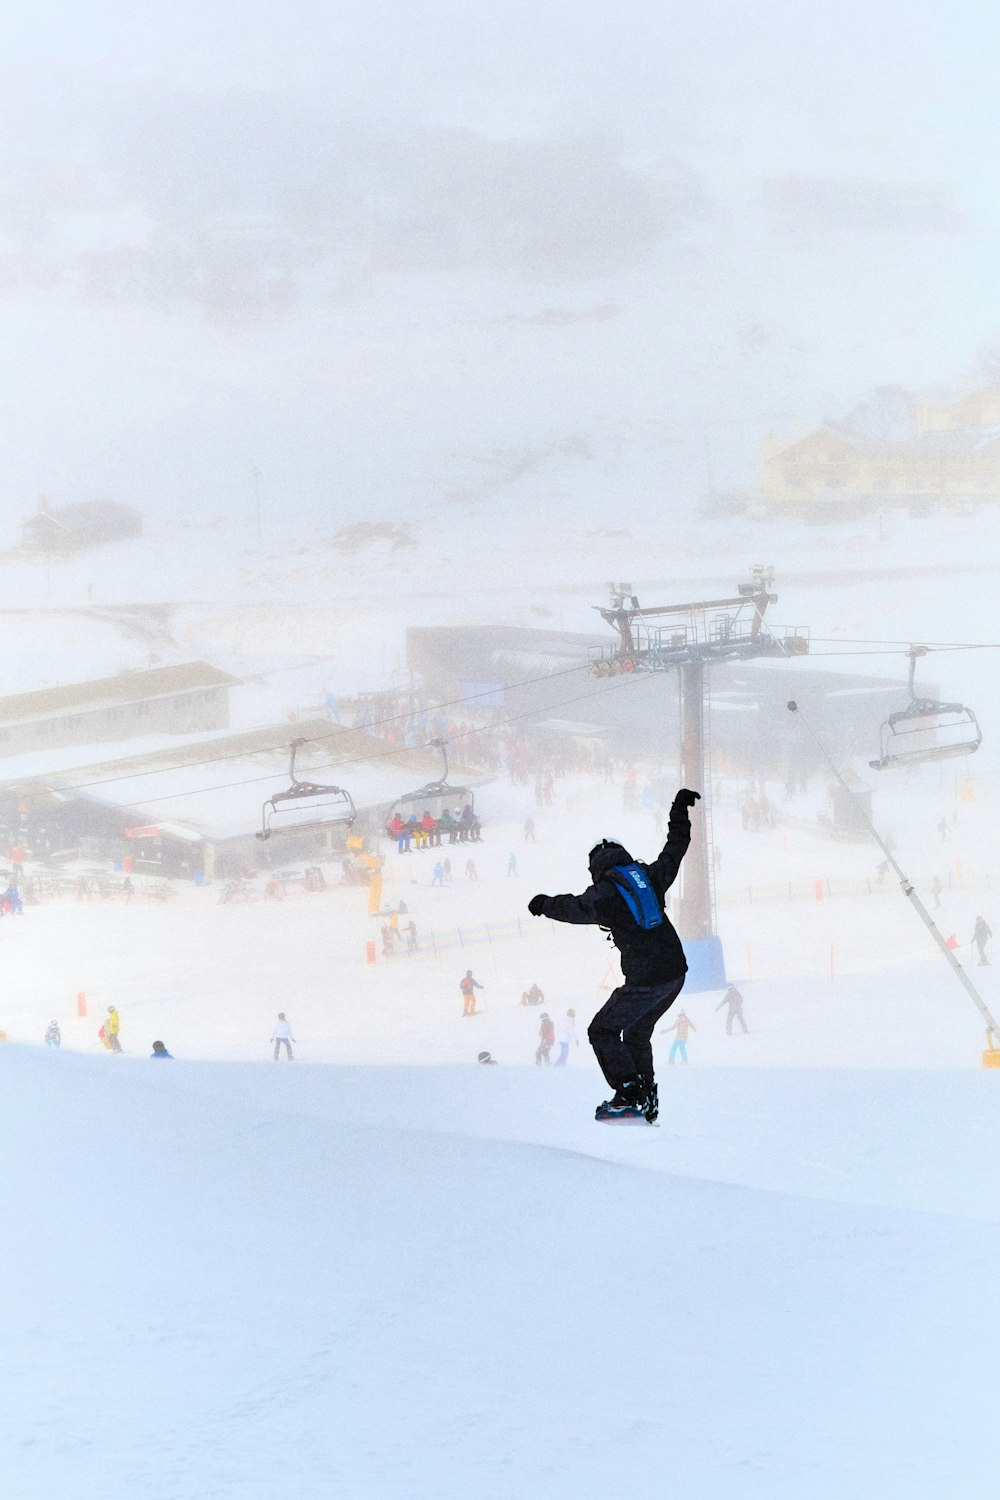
xmin=150 ymin=1040 xmax=173 ymax=1059
xmin=527 ymin=788 xmax=699 ymax=1123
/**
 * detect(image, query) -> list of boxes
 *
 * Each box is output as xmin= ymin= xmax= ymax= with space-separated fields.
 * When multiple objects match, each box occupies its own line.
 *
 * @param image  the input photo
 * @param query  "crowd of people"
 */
xmin=388 ymin=805 xmax=482 ymax=853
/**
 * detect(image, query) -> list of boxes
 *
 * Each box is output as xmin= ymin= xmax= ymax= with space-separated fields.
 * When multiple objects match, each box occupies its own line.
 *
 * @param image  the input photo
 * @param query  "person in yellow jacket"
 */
xmin=106 ymin=1005 xmax=122 ymax=1053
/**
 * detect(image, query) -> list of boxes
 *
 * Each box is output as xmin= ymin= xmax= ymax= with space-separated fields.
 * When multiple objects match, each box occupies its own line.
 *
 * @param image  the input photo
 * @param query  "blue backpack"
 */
xmin=606 ymin=863 xmax=663 ymax=930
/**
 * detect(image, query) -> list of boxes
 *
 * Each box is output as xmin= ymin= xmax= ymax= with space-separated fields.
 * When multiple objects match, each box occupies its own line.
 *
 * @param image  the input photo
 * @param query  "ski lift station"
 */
xmin=0 ymin=721 xmax=447 ymax=882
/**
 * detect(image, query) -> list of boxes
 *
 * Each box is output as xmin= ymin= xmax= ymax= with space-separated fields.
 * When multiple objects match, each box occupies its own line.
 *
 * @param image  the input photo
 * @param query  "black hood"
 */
xmin=588 ymin=840 xmax=633 ymax=882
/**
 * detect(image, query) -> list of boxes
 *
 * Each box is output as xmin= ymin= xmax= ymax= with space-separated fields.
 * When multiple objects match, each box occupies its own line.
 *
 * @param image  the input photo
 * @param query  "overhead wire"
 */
xmin=88 ymin=668 xmax=661 ymax=811
xmin=12 ymin=624 xmax=997 ymax=813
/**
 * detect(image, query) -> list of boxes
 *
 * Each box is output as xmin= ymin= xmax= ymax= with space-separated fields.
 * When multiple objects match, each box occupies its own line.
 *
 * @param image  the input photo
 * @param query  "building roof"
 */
xmin=22 ymin=500 xmax=142 ymax=534
xmin=0 ymin=662 xmax=242 ymax=727
xmin=773 ymin=422 xmax=1000 ymax=462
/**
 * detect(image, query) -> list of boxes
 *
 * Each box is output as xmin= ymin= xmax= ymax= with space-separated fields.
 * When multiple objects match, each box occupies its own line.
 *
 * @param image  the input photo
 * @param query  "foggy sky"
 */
xmin=3 ymin=0 xmax=999 ymax=529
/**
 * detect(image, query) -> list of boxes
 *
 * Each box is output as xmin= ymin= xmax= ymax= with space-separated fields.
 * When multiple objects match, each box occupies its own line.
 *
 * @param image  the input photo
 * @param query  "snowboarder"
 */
xmin=536 ymin=1012 xmax=555 ymax=1065
xmin=972 ymin=915 xmax=992 ymax=966
xmin=459 ymin=970 xmax=483 ymax=1016
xmin=554 ymin=1009 xmax=577 ymax=1066
xmin=717 ymin=984 xmax=748 ymax=1035
xmin=44 ymin=1020 xmax=61 ymax=1047
xmin=150 ymin=1040 xmax=173 ymax=1059
xmin=271 ymin=1012 xmax=295 ymax=1061
xmin=665 ymin=1010 xmax=696 ymax=1064
xmin=106 ymin=1006 xmax=122 ymax=1053
xmin=527 ymin=787 xmax=698 ymax=1123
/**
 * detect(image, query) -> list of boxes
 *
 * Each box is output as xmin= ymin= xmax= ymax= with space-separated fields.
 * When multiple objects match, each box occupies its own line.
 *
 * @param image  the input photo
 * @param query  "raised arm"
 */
xmin=646 ymin=789 xmax=699 ymax=891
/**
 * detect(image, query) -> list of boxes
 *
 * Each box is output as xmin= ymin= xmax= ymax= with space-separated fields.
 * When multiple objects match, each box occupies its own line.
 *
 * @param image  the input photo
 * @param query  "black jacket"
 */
xmin=536 ymin=800 xmax=692 ymax=984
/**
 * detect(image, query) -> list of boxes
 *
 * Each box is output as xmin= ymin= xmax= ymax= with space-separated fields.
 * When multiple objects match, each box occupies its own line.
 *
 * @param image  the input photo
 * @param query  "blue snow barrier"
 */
xmin=682 ymin=935 xmax=727 ymax=993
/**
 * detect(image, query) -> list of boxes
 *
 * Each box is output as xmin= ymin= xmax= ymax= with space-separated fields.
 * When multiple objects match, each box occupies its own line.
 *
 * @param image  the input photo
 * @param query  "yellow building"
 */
xmin=760 ymin=385 xmax=1000 ymax=515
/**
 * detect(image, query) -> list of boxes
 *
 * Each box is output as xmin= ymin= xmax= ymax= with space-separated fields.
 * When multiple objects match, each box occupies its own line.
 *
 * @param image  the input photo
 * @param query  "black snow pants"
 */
xmin=588 ymin=977 xmax=685 ymax=1092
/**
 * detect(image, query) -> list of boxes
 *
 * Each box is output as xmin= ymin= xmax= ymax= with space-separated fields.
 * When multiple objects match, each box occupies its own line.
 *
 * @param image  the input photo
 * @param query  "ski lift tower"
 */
xmin=590 ymin=568 xmax=809 ymax=952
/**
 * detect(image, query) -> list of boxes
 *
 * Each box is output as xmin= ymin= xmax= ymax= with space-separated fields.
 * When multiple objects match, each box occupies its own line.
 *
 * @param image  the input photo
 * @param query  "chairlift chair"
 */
xmin=258 ymin=739 xmax=356 ymax=840
xmin=869 ymin=647 xmax=983 ymax=771
xmin=384 ymin=739 xmax=475 ymax=834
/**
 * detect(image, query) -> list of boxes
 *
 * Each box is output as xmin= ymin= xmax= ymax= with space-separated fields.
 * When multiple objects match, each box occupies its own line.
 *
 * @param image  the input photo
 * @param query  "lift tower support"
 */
xmin=590 ymin=568 xmax=809 ymax=946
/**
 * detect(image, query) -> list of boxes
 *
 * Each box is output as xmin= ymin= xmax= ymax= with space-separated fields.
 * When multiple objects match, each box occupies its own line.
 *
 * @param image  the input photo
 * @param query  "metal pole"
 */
xmin=787 ymin=700 xmax=999 ymax=1042
xmin=679 ymin=660 xmax=712 ymax=941
xmin=252 ymin=465 xmax=263 ymax=549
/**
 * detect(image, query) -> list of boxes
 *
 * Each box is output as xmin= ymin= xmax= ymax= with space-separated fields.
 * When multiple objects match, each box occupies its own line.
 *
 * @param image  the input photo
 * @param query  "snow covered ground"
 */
xmin=2 ymin=762 xmax=999 ymax=1496
xmin=1 ymin=509 xmax=998 ymax=1495
xmin=4 ymin=1047 xmax=1000 ymax=1500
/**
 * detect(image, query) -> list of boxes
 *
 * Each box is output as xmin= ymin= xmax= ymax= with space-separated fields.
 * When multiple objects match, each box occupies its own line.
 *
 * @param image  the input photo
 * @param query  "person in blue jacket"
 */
xmin=150 ymin=1040 xmax=173 ymax=1059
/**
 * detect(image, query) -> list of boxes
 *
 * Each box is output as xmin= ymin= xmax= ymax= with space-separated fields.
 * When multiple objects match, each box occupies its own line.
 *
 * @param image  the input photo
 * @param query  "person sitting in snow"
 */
xmin=150 ymin=1040 xmax=173 ymax=1059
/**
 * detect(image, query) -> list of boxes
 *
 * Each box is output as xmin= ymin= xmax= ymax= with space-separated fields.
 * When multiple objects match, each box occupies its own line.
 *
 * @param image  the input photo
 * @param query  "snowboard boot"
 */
xmin=643 ymin=1081 xmax=659 ymax=1124
xmin=595 ymin=1079 xmax=648 ymax=1123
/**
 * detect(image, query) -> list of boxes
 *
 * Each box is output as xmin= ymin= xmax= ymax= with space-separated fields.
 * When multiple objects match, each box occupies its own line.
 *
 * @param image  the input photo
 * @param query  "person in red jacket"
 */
xmin=535 ymin=1013 xmax=555 ymax=1066
xmin=459 ymin=970 xmax=483 ymax=1016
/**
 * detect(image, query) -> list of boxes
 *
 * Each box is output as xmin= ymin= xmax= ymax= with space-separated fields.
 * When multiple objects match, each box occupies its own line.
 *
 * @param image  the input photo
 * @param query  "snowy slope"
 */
xmin=4 ymin=1046 xmax=999 ymax=1500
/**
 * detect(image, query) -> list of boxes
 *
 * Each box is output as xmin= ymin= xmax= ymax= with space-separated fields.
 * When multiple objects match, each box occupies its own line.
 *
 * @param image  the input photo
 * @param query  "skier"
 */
xmin=106 ymin=1006 xmax=122 ymax=1053
xmin=972 ymin=915 xmax=992 ymax=966
xmin=459 ymin=969 xmax=483 ymax=1016
xmin=535 ymin=1012 xmax=555 ymax=1065
xmin=2 ymin=885 xmax=23 ymax=914
xmin=44 ymin=1020 xmax=61 ymax=1048
xmin=716 ymin=984 xmax=748 ymax=1035
xmin=150 ymin=1040 xmax=173 ymax=1059
xmin=554 ymin=1009 xmax=577 ymax=1066
xmin=271 ymin=1012 xmax=296 ymax=1061
xmin=527 ymin=787 xmax=698 ymax=1123
xmin=507 ymin=853 xmax=518 ymax=877
xmin=665 ymin=1010 xmax=696 ymax=1064
xmin=432 ymin=860 xmax=444 ymax=887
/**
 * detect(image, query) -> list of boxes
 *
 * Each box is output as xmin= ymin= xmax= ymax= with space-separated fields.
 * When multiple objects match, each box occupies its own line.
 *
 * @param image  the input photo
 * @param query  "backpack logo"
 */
xmin=607 ymin=864 xmax=663 ymax=930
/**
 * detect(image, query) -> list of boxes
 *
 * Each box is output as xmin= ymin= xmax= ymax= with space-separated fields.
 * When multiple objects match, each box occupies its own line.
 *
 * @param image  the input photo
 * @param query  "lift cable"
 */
xmin=11 ymin=632 xmax=998 ymax=808
xmin=46 ymin=659 xmax=596 ymax=798
xmin=45 ymin=668 xmax=660 ymax=812
xmin=787 ymin=698 xmax=999 ymax=1047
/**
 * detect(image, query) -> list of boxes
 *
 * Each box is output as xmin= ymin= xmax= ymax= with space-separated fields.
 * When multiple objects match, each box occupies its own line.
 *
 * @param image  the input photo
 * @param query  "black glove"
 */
xmin=527 ymin=894 xmax=548 ymax=917
xmin=674 ymin=788 xmax=702 ymax=809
